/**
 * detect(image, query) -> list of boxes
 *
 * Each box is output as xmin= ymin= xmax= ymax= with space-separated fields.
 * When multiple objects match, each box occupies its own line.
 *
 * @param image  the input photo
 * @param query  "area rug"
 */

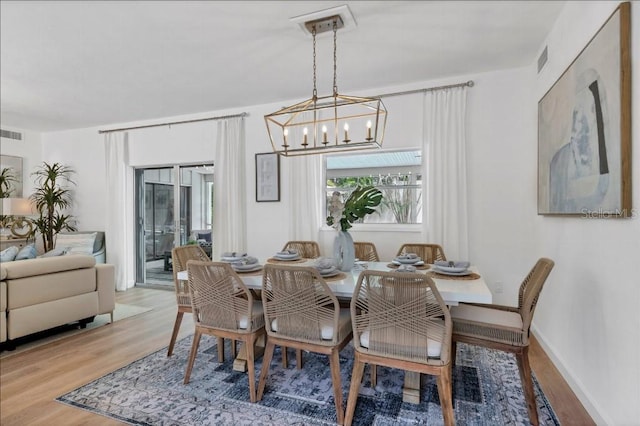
xmin=56 ymin=336 xmax=559 ymax=425
xmin=0 ymin=303 xmax=152 ymax=358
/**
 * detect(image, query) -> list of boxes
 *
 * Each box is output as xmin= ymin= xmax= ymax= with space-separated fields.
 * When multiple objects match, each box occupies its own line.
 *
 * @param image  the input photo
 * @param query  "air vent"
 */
xmin=537 ymin=46 xmax=548 ymax=73
xmin=1 ymin=129 xmax=23 ymax=140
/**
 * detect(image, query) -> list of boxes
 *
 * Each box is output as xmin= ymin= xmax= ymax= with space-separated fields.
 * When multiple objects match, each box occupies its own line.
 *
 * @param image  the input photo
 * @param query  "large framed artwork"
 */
xmin=538 ymin=2 xmax=631 ymax=217
xmin=255 ymin=152 xmax=280 ymax=202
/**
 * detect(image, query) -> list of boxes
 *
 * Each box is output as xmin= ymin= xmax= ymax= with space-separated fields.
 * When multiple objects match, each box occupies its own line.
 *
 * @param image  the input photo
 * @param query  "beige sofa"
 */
xmin=0 ymin=255 xmax=115 ymax=347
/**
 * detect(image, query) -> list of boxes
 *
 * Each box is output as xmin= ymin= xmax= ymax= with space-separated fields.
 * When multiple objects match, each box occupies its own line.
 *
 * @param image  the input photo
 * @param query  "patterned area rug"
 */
xmin=57 ymin=336 xmax=559 ymax=425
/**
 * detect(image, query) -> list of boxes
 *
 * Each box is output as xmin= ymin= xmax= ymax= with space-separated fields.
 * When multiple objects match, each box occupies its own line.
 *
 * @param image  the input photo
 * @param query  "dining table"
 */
xmin=177 ymin=258 xmax=493 ymax=404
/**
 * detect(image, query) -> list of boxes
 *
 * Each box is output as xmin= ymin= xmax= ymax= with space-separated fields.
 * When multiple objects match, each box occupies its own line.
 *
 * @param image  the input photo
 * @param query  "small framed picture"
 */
xmin=255 ymin=152 xmax=280 ymax=202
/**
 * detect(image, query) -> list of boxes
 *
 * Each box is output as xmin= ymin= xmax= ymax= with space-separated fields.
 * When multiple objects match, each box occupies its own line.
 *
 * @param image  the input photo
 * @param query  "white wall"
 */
xmin=531 ymin=2 xmax=640 ymax=425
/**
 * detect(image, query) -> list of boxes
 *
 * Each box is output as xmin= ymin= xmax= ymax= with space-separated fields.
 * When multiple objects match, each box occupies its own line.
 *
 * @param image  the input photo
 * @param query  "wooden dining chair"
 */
xmin=257 ymin=264 xmax=353 ymax=424
xmin=396 ymin=243 xmax=446 ymax=263
xmin=168 ymin=245 xmax=219 ymax=357
xmin=450 ymin=257 xmax=555 ymax=426
xmin=281 ymin=241 xmax=321 ymax=259
xmin=183 ymin=260 xmax=266 ymax=403
xmin=345 ymin=270 xmax=454 ymax=426
xmin=354 ymin=241 xmax=380 ymax=262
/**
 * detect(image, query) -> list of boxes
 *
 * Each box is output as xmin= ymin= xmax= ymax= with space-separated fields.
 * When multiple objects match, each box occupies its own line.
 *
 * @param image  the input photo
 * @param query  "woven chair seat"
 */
xmin=271 ymin=308 xmax=351 ymax=344
xmin=359 ymin=322 xmax=444 ymax=359
xmin=451 ymin=303 xmax=524 ymax=346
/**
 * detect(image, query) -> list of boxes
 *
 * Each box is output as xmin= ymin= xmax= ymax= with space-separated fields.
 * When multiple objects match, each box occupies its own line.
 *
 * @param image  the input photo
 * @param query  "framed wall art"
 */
xmin=0 ymin=154 xmax=24 ymax=197
xmin=255 ymin=152 xmax=280 ymax=202
xmin=538 ymin=2 xmax=631 ymax=217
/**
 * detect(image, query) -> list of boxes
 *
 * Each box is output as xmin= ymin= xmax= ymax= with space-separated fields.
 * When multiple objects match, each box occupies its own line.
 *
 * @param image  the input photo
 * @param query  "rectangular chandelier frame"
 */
xmin=265 ymin=94 xmax=387 ymax=157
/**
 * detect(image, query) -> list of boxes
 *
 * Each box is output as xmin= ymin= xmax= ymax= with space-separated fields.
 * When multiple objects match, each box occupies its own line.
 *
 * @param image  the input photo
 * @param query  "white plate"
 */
xmin=394 ymin=257 xmax=423 ymax=265
xmin=319 ymin=269 xmax=340 ymax=277
xmin=233 ymin=264 xmax=262 ymax=272
xmin=392 ymin=260 xmax=424 ymax=266
xmin=433 ymin=265 xmax=468 ymax=273
xmin=433 ymin=269 xmax=472 ymax=276
xmin=221 ymin=256 xmax=244 ymax=262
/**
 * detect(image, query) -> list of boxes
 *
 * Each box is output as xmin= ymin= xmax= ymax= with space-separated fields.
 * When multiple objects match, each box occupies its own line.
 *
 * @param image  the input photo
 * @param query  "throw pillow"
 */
xmin=197 ymin=232 xmax=212 ymax=243
xmin=38 ymin=247 xmax=69 ymax=258
xmin=15 ymin=244 xmax=38 ymax=260
xmin=55 ymin=232 xmax=97 ymax=255
xmin=0 ymin=245 xmax=19 ymax=262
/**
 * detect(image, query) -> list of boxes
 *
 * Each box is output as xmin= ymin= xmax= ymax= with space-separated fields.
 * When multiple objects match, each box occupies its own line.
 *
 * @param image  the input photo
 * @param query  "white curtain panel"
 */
xmin=422 ymin=86 xmax=469 ymax=260
xmin=289 ymin=154 xmax=323 ymax=241
xmin=213 ymin=116 xmax=246 ymax=259
xmin=104 ymin=132 xmax=135 ymax=291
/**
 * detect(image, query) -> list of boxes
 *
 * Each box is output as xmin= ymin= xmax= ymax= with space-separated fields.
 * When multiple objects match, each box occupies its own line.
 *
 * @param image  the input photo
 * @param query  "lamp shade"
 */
xmin=1 ymin=197 xmax=36 ymax=216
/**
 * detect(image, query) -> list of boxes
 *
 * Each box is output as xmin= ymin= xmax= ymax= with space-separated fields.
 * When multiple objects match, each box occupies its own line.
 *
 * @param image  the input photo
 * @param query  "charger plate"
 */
xmin=267 ymin=257 xmax=307 ymax=264
xmin=427 ymin=271 xmax=481 ymax=280
xmin=387 ymin=263 xmax=430 ymax=270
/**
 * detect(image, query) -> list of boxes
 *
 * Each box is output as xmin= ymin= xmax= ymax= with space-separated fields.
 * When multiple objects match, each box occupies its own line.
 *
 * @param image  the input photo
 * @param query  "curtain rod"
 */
xmin=98 ymin=112 xmax=249 ymax=134
xmin=376 ymin=80 xmax=474 ymax=99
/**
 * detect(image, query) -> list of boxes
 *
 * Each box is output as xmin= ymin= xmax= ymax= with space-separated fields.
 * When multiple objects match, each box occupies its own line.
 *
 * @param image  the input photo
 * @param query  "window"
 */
xmin=325 ymin=149 xmax=422 ymax=225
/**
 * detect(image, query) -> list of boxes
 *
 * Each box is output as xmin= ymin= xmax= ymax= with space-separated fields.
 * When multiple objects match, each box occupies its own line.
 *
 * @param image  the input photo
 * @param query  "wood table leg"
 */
xmin=233 ymin=333 xmax=266 ymax=372
xmin=403 ymin=371 xmax=421 ymax=404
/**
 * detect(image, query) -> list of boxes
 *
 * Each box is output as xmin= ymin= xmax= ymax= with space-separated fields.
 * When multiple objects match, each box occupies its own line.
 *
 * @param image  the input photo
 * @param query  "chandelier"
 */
xmin=265 ymin=14 xmax=387 ymax=157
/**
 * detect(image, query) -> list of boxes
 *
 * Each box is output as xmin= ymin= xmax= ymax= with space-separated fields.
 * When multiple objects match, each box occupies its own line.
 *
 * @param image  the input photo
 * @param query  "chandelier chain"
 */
xmin=333 ymin=19 xmax=338 ymax=96
xmin=312 ymin=25 xmax=317 ymax=100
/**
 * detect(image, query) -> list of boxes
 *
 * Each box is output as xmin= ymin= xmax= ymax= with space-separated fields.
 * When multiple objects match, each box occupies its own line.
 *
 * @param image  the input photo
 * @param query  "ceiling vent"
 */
xmin=537 ymin=46 xmax=548 ymax=73
xmin=0 ymin=129 xmax=23 ymax=141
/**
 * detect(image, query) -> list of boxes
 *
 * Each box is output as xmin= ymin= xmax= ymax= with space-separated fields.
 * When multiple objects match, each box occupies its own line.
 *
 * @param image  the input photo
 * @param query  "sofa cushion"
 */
xmin=15 ymin=244 xmax=38 ymax=260
xmin=2 ymin=255 xmax=96 ymax=279
xmin=1 ymin=245 xmax=19 ymax=262
xmin=38 ymin=247 xmax=69 ymax=258
xmin=7 ymin=267 xmax=97 ymax=310
xmin=55 ymin=232 xmax=97 ymax=255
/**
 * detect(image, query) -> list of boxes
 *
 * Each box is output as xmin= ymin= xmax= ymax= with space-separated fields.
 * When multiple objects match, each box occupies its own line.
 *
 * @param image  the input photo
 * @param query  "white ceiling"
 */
xmin=0 ymin=1 xmax=565 ymax=132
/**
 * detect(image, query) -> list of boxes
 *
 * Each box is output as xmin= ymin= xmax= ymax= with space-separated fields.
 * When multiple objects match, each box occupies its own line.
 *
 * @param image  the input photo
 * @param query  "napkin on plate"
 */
xmin=396 ymin=264 xmax=417 ymax=273
xmin=233 ymin=256 xmax=259 ymax=265
xmin=397 ymin=253 xmax=419 ymax=260
xmin=276 ymin=249 xmax=298 ymax=256
xmin=314 ymin=257 xmax=337 ymax=273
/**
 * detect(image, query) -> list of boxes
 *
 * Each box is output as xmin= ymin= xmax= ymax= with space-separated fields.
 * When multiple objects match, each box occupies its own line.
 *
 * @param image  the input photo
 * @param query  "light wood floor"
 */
xmin=0 ymin=287 xmax=593 ymax=425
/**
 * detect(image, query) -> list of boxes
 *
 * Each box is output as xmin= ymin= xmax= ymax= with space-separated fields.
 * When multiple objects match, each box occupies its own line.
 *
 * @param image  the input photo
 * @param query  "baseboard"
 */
xmin=531 ymin=325 xmax=610 ymax=425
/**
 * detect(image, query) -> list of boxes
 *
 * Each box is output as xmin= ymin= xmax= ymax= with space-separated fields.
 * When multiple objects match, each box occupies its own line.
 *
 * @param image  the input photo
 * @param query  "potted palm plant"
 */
xmin=28 ymin=162 xmax=77 ymax=252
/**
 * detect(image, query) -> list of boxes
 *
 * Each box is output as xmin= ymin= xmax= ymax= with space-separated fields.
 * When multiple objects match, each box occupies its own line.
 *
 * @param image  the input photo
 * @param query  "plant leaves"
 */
xmin=339 ymin=185 xmax=382 ymax=231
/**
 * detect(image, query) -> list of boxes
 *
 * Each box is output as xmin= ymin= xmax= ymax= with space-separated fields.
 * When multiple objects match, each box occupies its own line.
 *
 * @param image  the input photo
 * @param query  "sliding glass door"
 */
xmin=135 ymin=164 xmax=213 ymax=287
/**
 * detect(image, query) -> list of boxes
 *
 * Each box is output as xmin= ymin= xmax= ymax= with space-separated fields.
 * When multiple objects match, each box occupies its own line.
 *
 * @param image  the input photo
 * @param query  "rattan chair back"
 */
xmin=187 ymin=260 xmax=264 ymax=333
xmin=517 ymin=257 xmax=555 ymax=332
xmin=351 ymin=270 xmax=452 ymax=365
xmin=172 ymin=245 xmax=210 ymax=308
xmin=354 ymin=242 xmax=380 ymax=262
xmin=262 ymin=264 xmax=347 ymax=345
xmin=281 ymin=241 xmax=321 ymax=259
xmin=396 ymin=243 xmax=446 ymax=264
